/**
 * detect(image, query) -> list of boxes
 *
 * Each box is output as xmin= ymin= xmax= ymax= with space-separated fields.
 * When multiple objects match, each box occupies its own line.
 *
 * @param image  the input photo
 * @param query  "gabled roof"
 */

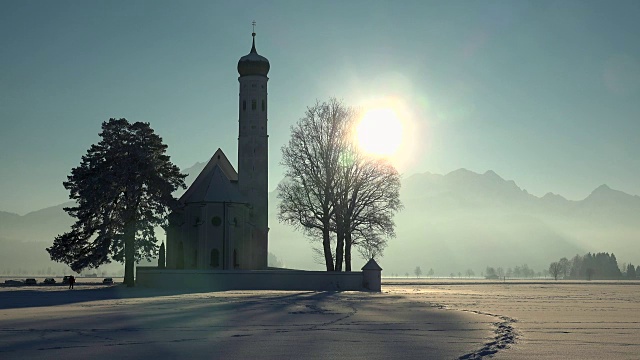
xmin=361 ymin=258 xmax=382 ymax=271
xmin=179 ymin=149 xmax=247 ymax=204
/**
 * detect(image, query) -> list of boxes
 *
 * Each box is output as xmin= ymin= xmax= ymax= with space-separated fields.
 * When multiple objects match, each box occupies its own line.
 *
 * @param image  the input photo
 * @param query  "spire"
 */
xmin=251 ymin=20 xmax=257 ymax=53
xmin=237 ymin=21 xmax=270 ymax=77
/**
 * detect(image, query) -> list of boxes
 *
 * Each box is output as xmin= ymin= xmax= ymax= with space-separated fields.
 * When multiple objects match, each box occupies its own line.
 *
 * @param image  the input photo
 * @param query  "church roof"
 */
xmin=237 ymin=32 xmax=270 ymax=77
xmin=179 ymin=149 xmax=248 ymax=204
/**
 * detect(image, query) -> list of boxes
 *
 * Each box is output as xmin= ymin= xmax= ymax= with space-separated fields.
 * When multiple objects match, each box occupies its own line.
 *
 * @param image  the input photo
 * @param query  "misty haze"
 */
xmin=2 ymin=1 xmax=640 ymax=359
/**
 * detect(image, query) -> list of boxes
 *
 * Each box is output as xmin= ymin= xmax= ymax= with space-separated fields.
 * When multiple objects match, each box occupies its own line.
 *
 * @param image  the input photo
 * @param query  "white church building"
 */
xmin=165 ymin=30 xmax=270 ymax=271
xmin=138 ymin=31 xmax=382 ymax=292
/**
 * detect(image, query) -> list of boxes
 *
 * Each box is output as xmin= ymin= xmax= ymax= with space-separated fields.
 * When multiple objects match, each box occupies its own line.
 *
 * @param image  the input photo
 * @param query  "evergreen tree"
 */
xmin=626 ymin=263 xmax=636 ymax=279
xmin=558 ymin=257 xmax=570 ymax=279
xmin=47 ymin=118 xmax=186 ymax=286
xmin=158 ymin=242 xmax=166 ymax=269
xmin=567 ymin=252 xmax=622 ymax=280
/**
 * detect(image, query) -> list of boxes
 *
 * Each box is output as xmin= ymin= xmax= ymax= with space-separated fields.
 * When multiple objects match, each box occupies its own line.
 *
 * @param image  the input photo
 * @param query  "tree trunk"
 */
xmin=345 ymin=232 xmax=352 ymax=272
xmin=322 ymin=225 xmax=334 ymax=271
xmin=334 ymin=230 xmax=344 ymax=272
xmin=124 ymin=221 xmax=135 ymax=287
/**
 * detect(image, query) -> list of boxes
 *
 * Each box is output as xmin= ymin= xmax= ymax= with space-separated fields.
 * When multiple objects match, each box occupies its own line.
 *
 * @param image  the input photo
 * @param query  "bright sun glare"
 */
xmin=356 ymin=108 xmax=403 ymax=156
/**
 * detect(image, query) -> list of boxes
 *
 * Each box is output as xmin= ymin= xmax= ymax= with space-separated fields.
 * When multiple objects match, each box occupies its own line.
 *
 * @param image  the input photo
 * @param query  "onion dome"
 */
xmin=237 ymin=32 xmax=270 ymax=77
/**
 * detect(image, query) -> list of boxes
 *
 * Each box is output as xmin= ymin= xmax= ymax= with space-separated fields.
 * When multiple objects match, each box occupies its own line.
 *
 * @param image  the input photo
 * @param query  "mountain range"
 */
xmin=1 ymin=166 xmax=638 ymax=276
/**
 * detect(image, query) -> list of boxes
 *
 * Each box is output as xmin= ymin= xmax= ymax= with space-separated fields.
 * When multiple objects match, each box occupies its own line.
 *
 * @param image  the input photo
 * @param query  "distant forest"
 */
xmin=549 ymin=252 xmax=639 ymax=280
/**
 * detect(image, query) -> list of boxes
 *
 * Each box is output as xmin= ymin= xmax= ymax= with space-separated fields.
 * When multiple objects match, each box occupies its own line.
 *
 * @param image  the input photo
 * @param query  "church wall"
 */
xmin=166 ymin=210 xmax=186 ymax=269
xmin=195 ymin=203 xmax=227 ymax=270
xmin=166 ymin=34 xmax=270 ymax=273
xmin=182 ymin=204 xmax=202 ymax=269
xmin=226 ymin=203 xmax=262 ymax=270
xmin=136 ymin=268 xmax=378 ymax=292
xmin=165 ymin=226 xmax=177 ymax=269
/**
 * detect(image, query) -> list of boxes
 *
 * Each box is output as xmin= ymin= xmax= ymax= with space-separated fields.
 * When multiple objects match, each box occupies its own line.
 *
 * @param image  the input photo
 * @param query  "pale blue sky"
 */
xmin=1 ymin=0 xmax=639 ymax=214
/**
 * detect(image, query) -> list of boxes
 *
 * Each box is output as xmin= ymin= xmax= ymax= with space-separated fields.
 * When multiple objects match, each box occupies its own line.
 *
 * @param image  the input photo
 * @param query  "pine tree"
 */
xmin=47 ymin=118 xmax=186 ymax=286
xmin=158 ymin=242 xmax=166 ymax=269
xmin=626 ymin=263 xmax=636 ymax=279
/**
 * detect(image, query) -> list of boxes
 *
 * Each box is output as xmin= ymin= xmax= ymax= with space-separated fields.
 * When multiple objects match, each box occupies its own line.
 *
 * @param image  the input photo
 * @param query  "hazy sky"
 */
xmin=1 ymin=0 xmax=639 ymax=215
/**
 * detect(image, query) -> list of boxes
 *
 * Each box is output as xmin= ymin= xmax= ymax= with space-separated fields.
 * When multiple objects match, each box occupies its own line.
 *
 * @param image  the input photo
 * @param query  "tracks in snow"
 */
xmin=433 ymin=304 xmax=519 ymax=359
xmin=457 ymin=310 xmax=518 ymax=359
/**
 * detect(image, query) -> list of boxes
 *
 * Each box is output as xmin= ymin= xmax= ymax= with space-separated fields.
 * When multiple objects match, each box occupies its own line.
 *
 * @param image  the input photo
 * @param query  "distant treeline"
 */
xmin=549 ymin=252 xmax=639 ymax=280
xmin=484 ymin=264 xmax=541 ymax=279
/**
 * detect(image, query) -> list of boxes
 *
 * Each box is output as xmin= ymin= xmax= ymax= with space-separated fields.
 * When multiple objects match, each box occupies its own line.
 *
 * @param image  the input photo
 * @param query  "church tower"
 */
xmin=237 ymin=28 xmax=269 ymax=269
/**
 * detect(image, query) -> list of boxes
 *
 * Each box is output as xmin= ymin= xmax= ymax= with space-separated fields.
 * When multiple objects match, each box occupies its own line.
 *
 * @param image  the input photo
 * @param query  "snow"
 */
xmin=385 ymin=280 xmax=640 ymax=359
xmin=0 ymin=284 xmax=490 ymax=359
xmin=2 ymin=280 xmax=638 ymax=359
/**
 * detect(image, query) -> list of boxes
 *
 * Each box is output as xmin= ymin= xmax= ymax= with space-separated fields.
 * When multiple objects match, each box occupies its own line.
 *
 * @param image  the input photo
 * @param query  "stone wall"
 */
xmin=136 ymin=267 xmax=376 ymax=291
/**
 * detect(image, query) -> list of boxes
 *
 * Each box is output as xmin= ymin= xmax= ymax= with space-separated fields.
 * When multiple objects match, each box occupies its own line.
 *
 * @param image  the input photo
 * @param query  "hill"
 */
xmin=2 ymin=167 xmax=639 ymax=276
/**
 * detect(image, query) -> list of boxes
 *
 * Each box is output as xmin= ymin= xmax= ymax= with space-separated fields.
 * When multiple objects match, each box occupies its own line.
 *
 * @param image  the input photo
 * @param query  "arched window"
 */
xmin=243 ymin=100 xmax=246 ymax=111
xmin=252 ymin=99 xmax=256 ymax=110
xmin=210 ymin=249 xmax=220 ymax=268
xmin=261 ymin=100 xmax=265 ymax=111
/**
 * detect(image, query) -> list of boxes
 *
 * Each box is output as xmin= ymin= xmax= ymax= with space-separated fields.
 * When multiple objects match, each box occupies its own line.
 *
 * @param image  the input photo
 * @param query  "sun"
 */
xmin=356 ymin=108 xmax=403 ymax=156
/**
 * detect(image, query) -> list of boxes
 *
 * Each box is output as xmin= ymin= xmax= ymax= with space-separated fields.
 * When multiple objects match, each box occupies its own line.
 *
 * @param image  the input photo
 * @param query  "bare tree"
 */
xmin=465 ymin=268 xmax=475 ymax=278
xmin=355 ymin=230 xmax=387 ymax=262
xmin=414 ymin=266 xmax=422 ymax=278
xmin=323 ymin=108 xmax=402 ymax=271
xmin=338 ymin=155 xmax=402 ymax=271
xmin=279 ymin=98 xmax=402 ymax=271
xmin=549 ymin=262 xmax=562 ymax=280
xmin=278 ymin=99 xmax=349 ymax=271
xmin=558 ymin=257 xmax=570 ymax=279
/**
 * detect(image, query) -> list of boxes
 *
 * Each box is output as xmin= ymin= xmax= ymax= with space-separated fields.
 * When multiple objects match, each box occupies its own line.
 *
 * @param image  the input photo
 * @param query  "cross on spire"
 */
xmin=250 ymin=20 xmax=257 ymax=53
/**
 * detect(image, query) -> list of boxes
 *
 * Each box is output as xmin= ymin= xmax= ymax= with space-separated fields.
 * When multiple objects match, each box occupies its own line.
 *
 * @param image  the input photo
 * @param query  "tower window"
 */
xmin=262 ymin=100 xmax=265 ymax=111
xmin=252 ymin=99 xmax=256 ymax=110
xmin=243 ymin=100 xmax=246 ymax=111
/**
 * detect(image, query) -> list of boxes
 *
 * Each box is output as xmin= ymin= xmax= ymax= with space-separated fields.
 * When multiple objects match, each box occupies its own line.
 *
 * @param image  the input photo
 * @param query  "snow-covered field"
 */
xmin=386 ymin=280 xmax=640 ymax=359
xmin=1 ymin=280 xmax=638 ymax=359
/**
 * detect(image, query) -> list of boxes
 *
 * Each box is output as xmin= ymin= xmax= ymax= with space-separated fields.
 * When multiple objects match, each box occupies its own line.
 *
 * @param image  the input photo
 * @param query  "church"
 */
xmin=164 ymin=30 xmax=270 ymax=271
